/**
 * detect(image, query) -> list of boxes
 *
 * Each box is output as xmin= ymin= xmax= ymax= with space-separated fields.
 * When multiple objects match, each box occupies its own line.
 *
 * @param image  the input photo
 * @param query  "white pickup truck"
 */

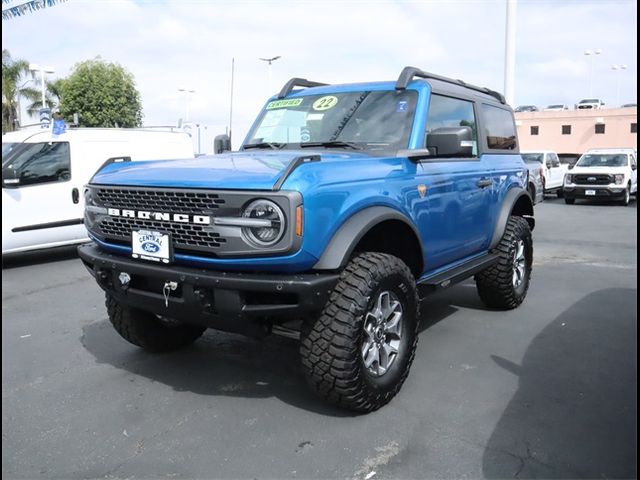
xmin=563 ymin=148 xmax=637 ymax=206
xmin=521 ymin=150 xmax=568 ymax=197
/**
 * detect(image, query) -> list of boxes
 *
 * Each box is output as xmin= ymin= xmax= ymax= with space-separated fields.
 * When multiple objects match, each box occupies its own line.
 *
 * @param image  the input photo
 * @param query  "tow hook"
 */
xmin=163 ymin=281 xmax=178 ymax=308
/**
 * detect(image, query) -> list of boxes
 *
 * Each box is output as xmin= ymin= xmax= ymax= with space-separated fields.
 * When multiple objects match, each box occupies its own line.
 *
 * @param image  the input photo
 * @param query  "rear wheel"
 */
xmin=106 ymin=294 xmax=206 ymax=352
xmin=565 ymin=197 xmax=575 ymax=205
xmin=556 ymin=189 xmax=564 ymax=199
xmin=475 ymin=216 xmax=533 ymax=310
xmin=300 ymin=252 xmax=419 ymax=412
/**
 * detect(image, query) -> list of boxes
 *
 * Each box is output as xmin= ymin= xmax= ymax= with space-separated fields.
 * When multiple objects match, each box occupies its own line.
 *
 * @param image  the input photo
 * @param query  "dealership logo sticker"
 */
xmin=266 ymin=98 xmax=303 ymax=110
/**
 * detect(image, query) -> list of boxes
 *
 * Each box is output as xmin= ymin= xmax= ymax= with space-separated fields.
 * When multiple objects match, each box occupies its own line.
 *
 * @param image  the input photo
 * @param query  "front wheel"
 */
xmin=106 ymin=295 xmax=206 ymax=352
xmin=475 ymin=216 xmax=533 ymax=310
xmin=565 ymin=198 xmax=575 ymax=205
xmin=620 ymin=185 xmax=631 ymax=206
xmin=300 ymin=252 xmax=419 ymax=412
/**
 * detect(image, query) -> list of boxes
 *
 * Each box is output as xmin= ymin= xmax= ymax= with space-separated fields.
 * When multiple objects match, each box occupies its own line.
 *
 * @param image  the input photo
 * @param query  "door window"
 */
xmin=481 ymin=105 xmax=517 ymax=150
xmin=426 ymin=94 xmax=478 ymax=155
xmin=3 ymin=142 xmax=71 ymax=187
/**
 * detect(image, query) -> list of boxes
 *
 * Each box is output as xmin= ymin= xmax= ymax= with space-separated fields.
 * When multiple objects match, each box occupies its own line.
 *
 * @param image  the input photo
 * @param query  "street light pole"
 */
xmin=259 ymin=56 xmax=281 ymax=95
xmin=584 ymin=49 xmax=602 ymax=98
xmin=611 ymin=64 xmax=627 ymax=107
xmin=29 ymin=63 xmax=55 ymax=109
xmin=503 ymin=0 xmax=517 ymax=106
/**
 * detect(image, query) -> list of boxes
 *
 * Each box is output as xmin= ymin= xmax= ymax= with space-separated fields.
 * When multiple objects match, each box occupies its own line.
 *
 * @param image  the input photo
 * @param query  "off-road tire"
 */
xmin=556 ymin=189 xmax=564 ymax=199
xmin=300 ymin=252 xmax=419 ymax=412
xmin=565 ymin=198 xmax=575 ymax=205
xmin=475 ymin=216 xmax=533 ymax=310
xmin=106 ymin=294 xmax=206 ymax=352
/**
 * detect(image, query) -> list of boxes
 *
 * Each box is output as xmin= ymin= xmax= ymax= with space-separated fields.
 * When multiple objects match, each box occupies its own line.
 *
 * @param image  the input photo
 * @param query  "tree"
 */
xmin=2 ymin=49 xmax=41 ymax=132
xmin=59 ymin=58 xmax=143 ymax=128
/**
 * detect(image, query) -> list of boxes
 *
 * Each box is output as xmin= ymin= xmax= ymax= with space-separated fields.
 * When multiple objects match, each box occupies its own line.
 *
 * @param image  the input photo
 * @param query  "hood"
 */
xmin=90 ymin=151 xmax=333 ymax=190
xmin=570 ymin=165 xmax=629 ymax=175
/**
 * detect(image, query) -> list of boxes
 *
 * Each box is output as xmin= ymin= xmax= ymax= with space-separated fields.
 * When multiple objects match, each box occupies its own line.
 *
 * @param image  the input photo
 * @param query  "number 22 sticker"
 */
xmin=313 ymin=96 xmax=338 ymax=111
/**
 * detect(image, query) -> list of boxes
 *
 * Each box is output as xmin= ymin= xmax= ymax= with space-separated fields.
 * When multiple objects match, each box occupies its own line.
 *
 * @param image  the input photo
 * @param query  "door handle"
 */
xmin=476 ymin=178 xmax=492 ymax=188
xmin=72 ymin=188 xmax=79 ymax=204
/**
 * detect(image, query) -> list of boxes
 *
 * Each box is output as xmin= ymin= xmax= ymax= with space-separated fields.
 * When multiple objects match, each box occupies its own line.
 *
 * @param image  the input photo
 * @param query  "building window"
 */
xmin=595 ymin=124 xmax=605 ymax=134
xmin=562 ymin=125 xmax=571 ymax=135
xmin=530 ymin=126 xmax=539 ymax=135
xmin=632 ymin=123 xmax=637 ymax=134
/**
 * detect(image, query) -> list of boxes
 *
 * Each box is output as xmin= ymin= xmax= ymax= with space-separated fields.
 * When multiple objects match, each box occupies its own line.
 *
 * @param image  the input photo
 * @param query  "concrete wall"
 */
xmin=515 ymin=108 xmax=637 ymax=155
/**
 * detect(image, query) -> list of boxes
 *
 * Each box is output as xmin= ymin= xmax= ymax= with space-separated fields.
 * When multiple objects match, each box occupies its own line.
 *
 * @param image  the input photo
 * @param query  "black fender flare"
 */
xmin=313 ymin=206 xmax=422 ymax=271
xmin=490 ymin=188 xmax=535 ymax=250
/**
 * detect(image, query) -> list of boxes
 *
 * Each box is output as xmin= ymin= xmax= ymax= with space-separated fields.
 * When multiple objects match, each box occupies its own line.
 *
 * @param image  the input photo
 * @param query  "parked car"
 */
xmin=78 ymin=66 xmax=535 ymax=412
xmin=564 ymin=148 xmax=637 ymax=205
xmin=543 ymin=104 xmax=569 ymax=111
xmin=521 ymin=150 xmax=568 ymax=197
xmin=2 ymin=128 xmax=195 ymax=254
xmin=515 ymin=105 xmax=539 ymax=113
xmin=575 ymin=99 xmax=605 ymax=110
xmin=522 ymin=157 xmax=545 ymax=204
xmin=621 ymin=103 xmax=637 ymax=108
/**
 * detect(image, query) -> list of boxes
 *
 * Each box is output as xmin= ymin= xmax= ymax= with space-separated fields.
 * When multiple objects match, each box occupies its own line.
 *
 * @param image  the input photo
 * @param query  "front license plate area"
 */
xmin=132 ymin=230 xmax=172 ymax=264
xmin=585 ymin=189 xmax=596 ymax=196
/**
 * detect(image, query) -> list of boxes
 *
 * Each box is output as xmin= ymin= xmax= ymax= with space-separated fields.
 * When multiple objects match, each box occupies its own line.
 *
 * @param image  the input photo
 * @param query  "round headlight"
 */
xmin=241 ymin=199 xmax=285 ymax=247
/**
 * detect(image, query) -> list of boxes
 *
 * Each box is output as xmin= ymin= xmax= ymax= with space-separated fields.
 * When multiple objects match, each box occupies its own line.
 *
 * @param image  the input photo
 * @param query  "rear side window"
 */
xmin=426 ymin=94 xmax=478 ymax=155
xmin=2 ymin=142 xmax=71 ymax=187
xmin=482 ymin=105 xmax=517 ymax=150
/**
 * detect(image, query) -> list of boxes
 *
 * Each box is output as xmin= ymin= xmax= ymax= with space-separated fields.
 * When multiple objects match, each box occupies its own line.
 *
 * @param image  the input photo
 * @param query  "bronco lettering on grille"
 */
xmin=107 ymin=208 xmax=211 ymax=225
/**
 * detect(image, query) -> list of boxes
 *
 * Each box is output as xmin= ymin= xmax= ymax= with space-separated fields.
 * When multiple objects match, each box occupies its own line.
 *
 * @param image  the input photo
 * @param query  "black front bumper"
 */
xmin=563 ymin=186 xmax=626 ymax=200
xmin=78 ymin=243 xmax=339 ymax=335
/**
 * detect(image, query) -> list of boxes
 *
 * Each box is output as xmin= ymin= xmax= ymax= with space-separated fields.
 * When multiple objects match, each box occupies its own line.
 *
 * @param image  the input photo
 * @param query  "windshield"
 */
xmin=522 ymin=153 xmax=543 ymax=163
xmin=579 ymin=99 xmax=600 ymax=104
xmin=547 ymin=105 xmax=563 ymax=109
xmin=576 ymin=154 xmax=628 ymax=167
xmin=244 ymin=90 xmax=417 ymax=153
xmin=2 ymin=142 xmax=18 ymax=161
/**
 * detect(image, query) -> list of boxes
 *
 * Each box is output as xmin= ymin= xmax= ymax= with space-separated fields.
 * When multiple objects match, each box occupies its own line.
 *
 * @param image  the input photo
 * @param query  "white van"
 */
xmin=2 ymin=128 xmax=195 ymax=255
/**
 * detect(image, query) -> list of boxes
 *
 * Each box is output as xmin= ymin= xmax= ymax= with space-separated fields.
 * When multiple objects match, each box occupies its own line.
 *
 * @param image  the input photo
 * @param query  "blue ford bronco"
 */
xmin=79 ymin=67 xmax=534 ymax=412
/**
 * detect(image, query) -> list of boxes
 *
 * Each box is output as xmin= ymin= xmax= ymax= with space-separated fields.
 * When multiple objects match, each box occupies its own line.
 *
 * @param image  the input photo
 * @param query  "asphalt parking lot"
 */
xmin=2 ymin=196 xmax=637 ymax=480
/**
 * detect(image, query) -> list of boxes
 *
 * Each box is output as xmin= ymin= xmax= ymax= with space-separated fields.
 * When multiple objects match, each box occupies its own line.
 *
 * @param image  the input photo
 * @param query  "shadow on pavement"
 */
xmin=483 ymin=288 xmax=637 ymax=479
xmin=2 ymin=245 xmax=80 ymax=269
xmin=80 ymin=288 xmax=465 ymax=416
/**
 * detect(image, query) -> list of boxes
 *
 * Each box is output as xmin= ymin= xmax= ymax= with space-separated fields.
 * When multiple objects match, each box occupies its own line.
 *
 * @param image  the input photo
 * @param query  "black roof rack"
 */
xmin=277 ymin=78 xmax=328 ymax=99
xmin=395 ymin=66 xmax=506 ymax=104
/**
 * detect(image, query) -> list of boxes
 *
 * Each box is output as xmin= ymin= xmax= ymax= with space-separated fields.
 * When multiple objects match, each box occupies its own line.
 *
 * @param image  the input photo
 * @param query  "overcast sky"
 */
xmin=3 ymin=0 xmax=637 ymax=152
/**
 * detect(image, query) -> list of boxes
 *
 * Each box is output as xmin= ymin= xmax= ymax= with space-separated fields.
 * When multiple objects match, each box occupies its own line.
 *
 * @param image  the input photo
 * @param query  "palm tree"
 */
xmin=25 ymin=78 xmax=64 ymax=116
xmin=2 ymin=49 xmax=41 ymax=132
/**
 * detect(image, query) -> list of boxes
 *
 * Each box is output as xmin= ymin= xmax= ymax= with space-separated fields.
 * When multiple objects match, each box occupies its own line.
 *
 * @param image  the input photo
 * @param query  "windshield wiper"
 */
xmin=243 ymin=142 xmax=287 ymax=150
xmin=299 ymin=141 xmax=363 ymax=150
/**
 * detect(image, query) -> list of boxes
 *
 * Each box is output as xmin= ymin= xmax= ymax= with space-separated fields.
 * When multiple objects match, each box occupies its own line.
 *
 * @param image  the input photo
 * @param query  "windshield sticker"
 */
xmin=266 ymin=98 xmax=303 ymax=110
xmin=306 ymin=113 xmax=324 ymax=121
xmin=313 ymin=96 xmax=338 ymax=111
xmin=396 ymin=100 xmax=408 ymax=113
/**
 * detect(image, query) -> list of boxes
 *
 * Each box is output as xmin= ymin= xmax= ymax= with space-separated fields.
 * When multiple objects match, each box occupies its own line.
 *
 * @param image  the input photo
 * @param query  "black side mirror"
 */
xmin=568 ymin=164 xmax=574 ymax=170
xmin=631 ymin=164 xmax=637 ymax=171
xmin=214 ymin=134 xmax=231 ymax=154
xmin=426 ymin=126 xmax=474 ymax=158
xmin=2 ymin=167 xmax=20 ymax=188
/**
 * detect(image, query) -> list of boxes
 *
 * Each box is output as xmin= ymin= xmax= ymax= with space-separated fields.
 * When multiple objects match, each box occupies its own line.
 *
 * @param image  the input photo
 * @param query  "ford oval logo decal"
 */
xmin=141 ymin=241 xmax=161 ymax=253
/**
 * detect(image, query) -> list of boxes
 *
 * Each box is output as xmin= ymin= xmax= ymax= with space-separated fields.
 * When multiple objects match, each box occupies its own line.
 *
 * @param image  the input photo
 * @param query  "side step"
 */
xmin=418 ymin=253 xmax=499 ymax=293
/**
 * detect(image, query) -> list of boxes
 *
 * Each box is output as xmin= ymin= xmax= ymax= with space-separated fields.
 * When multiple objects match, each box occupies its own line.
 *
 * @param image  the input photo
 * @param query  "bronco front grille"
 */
xmin=95 ymin=187 xmax=226 ymax=214
xmin=91 ymin=186 xmax=229 ymax=256
xmin=573 ymin=174 xmax=612 ymax=185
